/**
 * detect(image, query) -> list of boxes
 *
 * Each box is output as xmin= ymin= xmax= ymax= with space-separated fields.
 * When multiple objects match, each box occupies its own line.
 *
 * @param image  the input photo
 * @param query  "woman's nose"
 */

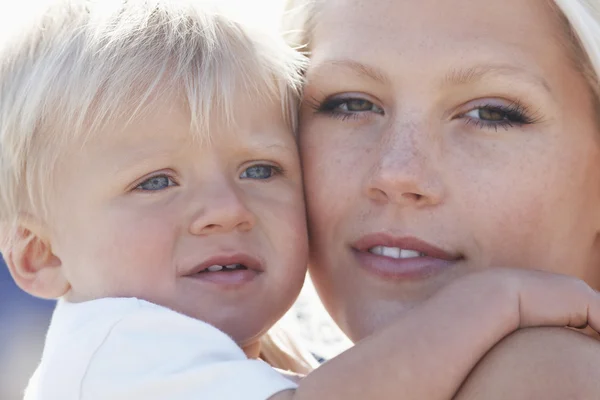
xmin=188 ymin=181 xmax=256 ymax=236
xmin=364 ymin=128 xmax=445 ymax=207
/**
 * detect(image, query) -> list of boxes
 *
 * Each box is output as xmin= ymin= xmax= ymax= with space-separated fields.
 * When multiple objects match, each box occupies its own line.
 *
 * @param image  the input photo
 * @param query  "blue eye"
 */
xmin=240 ymin=165 xmax=279 ymax=180
xmin=136 ymin=175 xmax=176 ymax=191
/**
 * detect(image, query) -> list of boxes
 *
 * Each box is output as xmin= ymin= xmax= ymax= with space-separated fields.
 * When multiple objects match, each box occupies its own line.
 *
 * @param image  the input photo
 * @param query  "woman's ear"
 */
xmin=4 ymin=217 xmax=69 ymax=299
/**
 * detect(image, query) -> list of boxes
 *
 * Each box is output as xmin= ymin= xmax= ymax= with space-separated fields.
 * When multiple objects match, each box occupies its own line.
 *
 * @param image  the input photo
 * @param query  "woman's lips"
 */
xmin=351 ymin=234 xmax=463 ymax=280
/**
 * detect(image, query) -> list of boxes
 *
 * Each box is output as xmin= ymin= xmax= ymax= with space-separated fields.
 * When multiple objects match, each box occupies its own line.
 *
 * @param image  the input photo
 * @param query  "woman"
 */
xmin=286 ymin=0 xmax=600 ymax=397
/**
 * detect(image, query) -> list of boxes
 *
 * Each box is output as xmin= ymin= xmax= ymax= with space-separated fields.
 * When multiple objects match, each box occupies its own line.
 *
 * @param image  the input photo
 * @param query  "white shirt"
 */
xmin=25 ymin=298 xmax=297 ymax=400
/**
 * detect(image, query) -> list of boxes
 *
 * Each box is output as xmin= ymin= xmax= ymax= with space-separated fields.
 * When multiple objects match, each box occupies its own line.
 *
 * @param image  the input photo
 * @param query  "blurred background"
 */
xmin=0 ymin=258 xmax=55 ymax=400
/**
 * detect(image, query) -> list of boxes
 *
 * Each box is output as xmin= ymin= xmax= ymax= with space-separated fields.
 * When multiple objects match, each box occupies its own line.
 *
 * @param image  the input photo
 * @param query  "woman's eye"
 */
xmin=460 ymin=102 xmax=537 ymax=130
xmin=312 ymin=96 xmax=384 ymax=118
xmin=136 ymin=175 xmax=176 ymax=191
xmin=465 ymin=108 xmax=507 ymax=121
xmin=338 ymin=99 xmax=379 ymax=112
xmin=464 ymin=107 xmax=521 ymax=123
xmin=240 ymin=165 xmax=279 ymax=180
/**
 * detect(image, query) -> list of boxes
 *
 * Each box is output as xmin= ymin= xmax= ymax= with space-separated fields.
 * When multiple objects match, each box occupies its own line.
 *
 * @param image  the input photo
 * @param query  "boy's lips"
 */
xmin=351 ymin=234 xmax=463 ymax=280
xmin=187 ymin=253 xmax=264 ymax=275
xmin=185 ymin=253 xmax=264 ymax=287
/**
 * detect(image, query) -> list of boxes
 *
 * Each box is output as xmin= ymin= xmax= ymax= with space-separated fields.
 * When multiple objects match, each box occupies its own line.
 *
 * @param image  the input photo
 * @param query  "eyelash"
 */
xmin=459 ymin=101 xmax=540 ymax=131
xmin=130 ymin=163 xmax=284 ymax=193
xmin=132 ymin=173 xmax=178 ymax=192
xmin=240 ymin=164 xmax=285 ymax=180
xmin=307 ymin=96 xmax=384 ymax=121
xmin=308 ymin=95 xmax=540 ymax=131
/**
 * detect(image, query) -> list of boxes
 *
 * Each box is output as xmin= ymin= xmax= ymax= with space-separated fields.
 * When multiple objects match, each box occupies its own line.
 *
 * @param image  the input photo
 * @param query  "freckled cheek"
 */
xmin=301 ymin=138 xmax=361 ymax=221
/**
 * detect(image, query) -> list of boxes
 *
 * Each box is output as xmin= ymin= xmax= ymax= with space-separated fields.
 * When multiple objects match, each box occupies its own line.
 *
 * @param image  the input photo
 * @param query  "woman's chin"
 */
xmin=319 ymin=260 xmax=475 ymax=341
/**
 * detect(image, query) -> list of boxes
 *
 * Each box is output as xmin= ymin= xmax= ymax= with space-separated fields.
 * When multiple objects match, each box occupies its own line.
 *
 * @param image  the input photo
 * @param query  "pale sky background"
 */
xmin=228 ymin=0 xmax=286 ymax=27
xmin=3 ymin=0 xmax=288 ymax=38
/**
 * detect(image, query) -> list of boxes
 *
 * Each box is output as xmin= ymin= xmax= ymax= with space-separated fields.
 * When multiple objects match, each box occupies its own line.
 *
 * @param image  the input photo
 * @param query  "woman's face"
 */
xmin=300 ymin=0 xmax=600 ymax=341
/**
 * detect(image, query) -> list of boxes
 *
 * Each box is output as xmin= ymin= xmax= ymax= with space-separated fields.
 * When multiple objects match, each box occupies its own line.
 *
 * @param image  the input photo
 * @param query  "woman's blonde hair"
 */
xmin=552 ymin=0 xmax=600 ymax=98
xmin=260 ymin=323 xmax=320 ymax=374
xmin=0 ymin=0 xmax=305 ymax=243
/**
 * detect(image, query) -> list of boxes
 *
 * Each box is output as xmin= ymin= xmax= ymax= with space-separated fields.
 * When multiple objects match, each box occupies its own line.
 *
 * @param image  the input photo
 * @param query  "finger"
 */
xmin=517 ymin=271 xmax=599 ymax=333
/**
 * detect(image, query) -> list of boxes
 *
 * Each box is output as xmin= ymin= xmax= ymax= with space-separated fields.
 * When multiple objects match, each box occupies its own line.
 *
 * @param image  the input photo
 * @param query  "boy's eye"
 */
xmin=136 ymin=175 xmax=176 ymax=191
xmin=240 ymin=165 xmax=279 ymax=180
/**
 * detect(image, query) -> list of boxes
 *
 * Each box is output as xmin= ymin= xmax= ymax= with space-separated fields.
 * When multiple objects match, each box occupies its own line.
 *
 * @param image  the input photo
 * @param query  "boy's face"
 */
xmin=46 ymin=94 xmax=308 ymax=346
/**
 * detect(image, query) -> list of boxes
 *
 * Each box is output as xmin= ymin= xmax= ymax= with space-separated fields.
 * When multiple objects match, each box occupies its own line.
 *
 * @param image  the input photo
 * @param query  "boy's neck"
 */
xmin=242 ymin=341 xmax=261 ymax=359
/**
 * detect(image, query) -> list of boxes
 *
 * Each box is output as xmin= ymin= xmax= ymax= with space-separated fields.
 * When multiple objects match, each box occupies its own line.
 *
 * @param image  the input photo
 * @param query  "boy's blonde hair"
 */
xmin=0 ymin=0 xmax=305 ymax=241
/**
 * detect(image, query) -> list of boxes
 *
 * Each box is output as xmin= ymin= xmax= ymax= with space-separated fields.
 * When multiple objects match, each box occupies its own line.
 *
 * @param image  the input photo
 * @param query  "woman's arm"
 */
xmin=454 ymin=327 xmax=600 ymax=400
xmin=272 ymin=270 xmax=600 ymax=400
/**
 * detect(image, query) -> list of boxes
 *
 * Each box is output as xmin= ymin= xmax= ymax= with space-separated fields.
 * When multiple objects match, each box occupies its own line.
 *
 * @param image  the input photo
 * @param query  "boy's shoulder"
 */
xmin=25 ymin=298 xmax=202 ymax=399
xmin=24 ymin=298 xmax=136 ymax=399
xmin=27 ymin=298 xmax=296 ymax=400
xmin=27 ymin=298 xmax=236 ymax=398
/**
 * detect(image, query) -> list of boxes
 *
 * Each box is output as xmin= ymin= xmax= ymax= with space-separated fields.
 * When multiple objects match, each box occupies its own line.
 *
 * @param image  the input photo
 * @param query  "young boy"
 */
xmin=1 ymin=1 xmax=600 ymax=399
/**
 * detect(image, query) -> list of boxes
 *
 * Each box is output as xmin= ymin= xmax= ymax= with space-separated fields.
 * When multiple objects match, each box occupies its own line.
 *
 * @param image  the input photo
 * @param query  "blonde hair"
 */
xmin=260 ymin=324 xmax=320 ymax=374
xmin=0 ymin=0 xmax=305 ymax=242
xmin=282 ymin=0 xmax=318 ymax=54
xmin=552 ymin=0 xmax=600 ymax=99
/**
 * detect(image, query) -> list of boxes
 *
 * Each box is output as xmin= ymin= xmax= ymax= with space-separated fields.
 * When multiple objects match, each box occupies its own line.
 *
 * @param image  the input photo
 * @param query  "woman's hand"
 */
xmin=420 ymin=267 xmax=600 ymax=399
xmin=446 ymin=268 xmax=600 ymax=400
xmin=436 ymin=268 xmax=600 ymax=335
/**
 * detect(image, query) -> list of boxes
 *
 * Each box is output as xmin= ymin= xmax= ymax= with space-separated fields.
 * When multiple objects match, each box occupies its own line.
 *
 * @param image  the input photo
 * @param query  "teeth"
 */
xmin=369 ymin=246 xmax=385 ymax=256
xmin=206 ymin=265 xmax=224 ymax=272
xmin=382 ymin=246 xmax=401 ymax=258
xmin=224 ymin=264 xmax=240 ymax=269
xmin=369 ymin=246 xmax=425 ymax=259
xmin=400 ymin=250 xmax=421 ymax=259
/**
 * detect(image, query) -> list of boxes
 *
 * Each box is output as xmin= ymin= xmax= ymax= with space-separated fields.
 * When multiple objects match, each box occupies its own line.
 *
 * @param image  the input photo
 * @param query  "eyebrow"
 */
xmin=313 ymin=59 xmax=552 ymax=96
xmin=314 ymin=59 xmax=391 ymax=85
xmin=443 ymin=64 xmax=552 ymax=94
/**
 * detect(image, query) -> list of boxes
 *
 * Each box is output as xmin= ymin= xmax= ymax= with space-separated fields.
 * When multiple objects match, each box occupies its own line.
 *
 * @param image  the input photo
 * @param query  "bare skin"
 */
xmin=455 ymin=328 xmax=600 ymax=400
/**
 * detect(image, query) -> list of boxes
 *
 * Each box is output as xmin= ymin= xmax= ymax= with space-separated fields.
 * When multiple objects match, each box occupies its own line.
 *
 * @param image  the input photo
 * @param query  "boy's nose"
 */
xmin=188 ymin=182 xmax=256 ymax=235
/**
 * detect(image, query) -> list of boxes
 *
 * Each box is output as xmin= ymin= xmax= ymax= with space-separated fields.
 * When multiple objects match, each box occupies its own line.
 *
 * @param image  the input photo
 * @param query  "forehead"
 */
xmin=78 ymin=90 xmax=293 ymax=153
xmin=310 ymin=0 xmax=569 ymax=82
xmin=314 ymin=0 xmax=562 ymax=44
